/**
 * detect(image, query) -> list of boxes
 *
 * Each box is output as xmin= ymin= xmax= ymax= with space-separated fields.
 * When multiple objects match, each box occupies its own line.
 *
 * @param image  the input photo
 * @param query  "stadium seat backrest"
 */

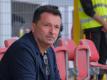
xmin=4 ymin=37 xmax=18 ymax=48
xmin=57 ymin=38 xmax=77 ymax=60
xmin=54 ymin=46 xmax=67 ymax=80
xmin=0 ymin=47 xmax=7 ymax=60
xmin=65 ymin=39 xmax=77 ymax=60
xmin=0 ymin=37 xmax=18 ymax=60
xmin=75 ymin=45 xmax=90 ymax=80
xmin=80 ymin=39 xmax=99 ymax=62
xmin=53 ymin=38 xmax=77 ymax=80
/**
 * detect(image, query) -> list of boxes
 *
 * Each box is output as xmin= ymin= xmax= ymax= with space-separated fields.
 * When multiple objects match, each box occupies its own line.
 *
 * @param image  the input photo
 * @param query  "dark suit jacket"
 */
xmin=0 ymin=32 xmax=60 ymax=80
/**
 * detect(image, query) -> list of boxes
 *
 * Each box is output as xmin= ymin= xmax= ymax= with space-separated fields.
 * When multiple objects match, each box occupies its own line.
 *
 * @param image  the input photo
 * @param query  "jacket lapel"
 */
xmin=34 ymin=50 xmax=47 ymax=80
xmin=47 ymin=48 xmax=54 ymax=80
xmin=28 ymin=32 xmax=46 ymax=79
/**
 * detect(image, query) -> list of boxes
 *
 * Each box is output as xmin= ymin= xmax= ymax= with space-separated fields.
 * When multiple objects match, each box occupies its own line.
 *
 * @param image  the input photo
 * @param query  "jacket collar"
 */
xmin=28 ymin=32 xmax=52 ymax=79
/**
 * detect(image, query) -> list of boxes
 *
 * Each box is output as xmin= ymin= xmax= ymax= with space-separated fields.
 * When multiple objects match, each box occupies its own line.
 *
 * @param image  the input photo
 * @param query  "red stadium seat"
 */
xmin=74 ymin=45 xmax=90 ymax=80
xmin=64 ymin=39 xmax=76 ymax=60
xmin=80 ymin=39 xmax=107 ymax=76
xmin=54 ymin=46 xmax=67 ymax=80
xmin=54 ymin=38 xmax=89 ymax=80
xmin=0 ymin=47 xmax=7 ymax=60
xmin=80 ymin=39 xmax=99 ymax=62
xmin=0 ymin=37 xmax=18 ymax=60
xmin=56 ymin=38 xmax=77 ymax=60
xmin=53 ymin=38 xmax=77 ymax=80
xmin=4 ymin=37 xmax=18 ymax=48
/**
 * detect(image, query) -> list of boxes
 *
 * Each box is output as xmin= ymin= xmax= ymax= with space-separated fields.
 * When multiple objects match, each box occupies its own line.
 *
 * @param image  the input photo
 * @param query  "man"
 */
xmin=79 ymin=0 xmax=107 ymax=79
xmin=0 ymin=5 xmax=61 ymax=80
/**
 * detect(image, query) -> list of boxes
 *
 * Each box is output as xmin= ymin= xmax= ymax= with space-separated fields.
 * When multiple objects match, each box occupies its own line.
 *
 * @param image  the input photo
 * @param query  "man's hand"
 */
xmin=102 ymin=21 xmax=107 ymax=32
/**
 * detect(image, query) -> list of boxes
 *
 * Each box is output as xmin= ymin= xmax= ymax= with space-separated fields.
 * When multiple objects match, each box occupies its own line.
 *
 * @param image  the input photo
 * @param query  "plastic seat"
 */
xmin=64 ymin=39 xmax=76 ymax=60
xmin=0 ymin=37 xmax=18 ymax=60
xmin=80 ymin=39 xmax=107 ymax=74
xmin=0 ymin=47 xmax=7 ymax=60
xmin=62 ymin=39 xmax=91 ymax=80
xmin=54 ymin=46 xmax=67 ymax=80
xmin=4 ymin=37 xmax=18 ymax=48
xmin=74 ymin=45 xmax=90 ymax=80
xmin=53 ymin=38 xmax=77 ymax=80
xmin=80 ymin=39 xmax=99 ymax=62
xmin=56 ymin=38 xmax=77 ymax=60
xmin=54 ymin=38 xmax=89 ymax=80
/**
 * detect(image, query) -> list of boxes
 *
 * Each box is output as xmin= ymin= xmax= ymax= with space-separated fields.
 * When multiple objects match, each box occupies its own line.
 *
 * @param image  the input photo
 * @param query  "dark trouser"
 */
xmin=84 ymin=27 xmax=107 ymax=80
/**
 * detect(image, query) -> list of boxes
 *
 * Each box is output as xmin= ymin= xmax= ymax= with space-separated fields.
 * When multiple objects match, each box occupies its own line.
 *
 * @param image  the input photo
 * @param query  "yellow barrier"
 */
xmin=103 ymin=74 xmax=106 ymax=80
xmin=73 ymin=0 xmax=81 ymax=44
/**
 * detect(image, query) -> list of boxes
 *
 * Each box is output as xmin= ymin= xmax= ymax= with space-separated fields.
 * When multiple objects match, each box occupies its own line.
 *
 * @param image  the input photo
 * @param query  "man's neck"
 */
xmin=33 ymin=34 xmax=49 ymax=55
xmin=39 ymin=46 xmax=47 ymax=56
xmin=36 ymin=40 xmax=49 ymax=55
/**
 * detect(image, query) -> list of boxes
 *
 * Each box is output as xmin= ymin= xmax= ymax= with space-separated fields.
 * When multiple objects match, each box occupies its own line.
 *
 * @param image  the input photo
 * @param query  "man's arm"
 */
xmin=5 ymin=45 xmax=36 ymax=80
xmin=93 ymin=13 xmax=107 ymax=32
xmin=80 ymin=0 xmax=95 ymax=17
xmin=80 ymin=0 xmax=107 ymax=31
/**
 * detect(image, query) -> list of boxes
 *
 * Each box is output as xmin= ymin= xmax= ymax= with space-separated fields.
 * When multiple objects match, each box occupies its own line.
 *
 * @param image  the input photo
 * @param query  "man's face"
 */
xmin=32 ymin=12 xmax=61 ymax=46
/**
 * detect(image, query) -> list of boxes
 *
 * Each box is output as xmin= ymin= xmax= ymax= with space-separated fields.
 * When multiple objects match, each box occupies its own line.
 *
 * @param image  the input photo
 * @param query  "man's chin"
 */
xmin=47 ymin=41 xmax=54 ymax=45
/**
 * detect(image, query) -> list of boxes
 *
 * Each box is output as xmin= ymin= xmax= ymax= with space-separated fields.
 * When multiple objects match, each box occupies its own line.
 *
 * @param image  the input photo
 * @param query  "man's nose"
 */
xmin=50 ymin=26 xmax=56 ymax=34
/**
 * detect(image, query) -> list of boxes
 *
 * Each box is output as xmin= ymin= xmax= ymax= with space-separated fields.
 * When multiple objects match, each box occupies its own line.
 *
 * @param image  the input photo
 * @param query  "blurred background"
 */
xmin=0 ymin=0 xmax=74 ymax=47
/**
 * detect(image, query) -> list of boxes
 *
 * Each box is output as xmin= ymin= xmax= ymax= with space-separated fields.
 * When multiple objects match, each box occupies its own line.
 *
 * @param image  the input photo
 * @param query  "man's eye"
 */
xmin=44 ymin=24 xmax=50 ymax=27
xmin=55 ymin=26 xmax=60 ymax=29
